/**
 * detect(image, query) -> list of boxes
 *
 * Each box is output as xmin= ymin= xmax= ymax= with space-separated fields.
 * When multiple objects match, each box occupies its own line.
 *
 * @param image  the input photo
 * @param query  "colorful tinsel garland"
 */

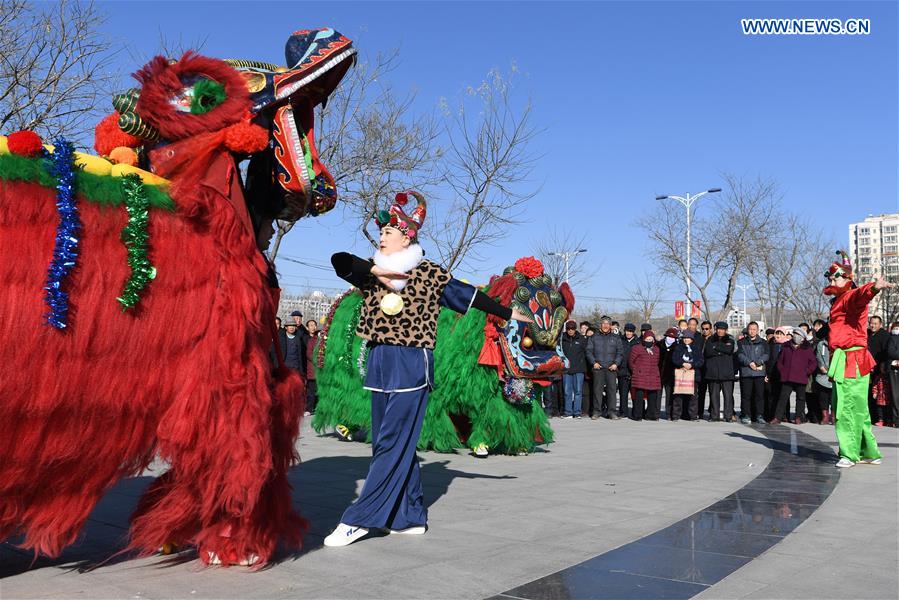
xmin=43 ymin=139 xmax=80 ymax=329
xmin=117 ymin=174 xmax=156 ymax=309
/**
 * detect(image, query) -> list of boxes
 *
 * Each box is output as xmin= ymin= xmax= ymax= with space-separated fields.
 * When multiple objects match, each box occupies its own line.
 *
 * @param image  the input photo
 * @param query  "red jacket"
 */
xmin=829 ymin=282 xmax=878 ymax=377
xmin=629 ymin=343 xmax=662 ymax=391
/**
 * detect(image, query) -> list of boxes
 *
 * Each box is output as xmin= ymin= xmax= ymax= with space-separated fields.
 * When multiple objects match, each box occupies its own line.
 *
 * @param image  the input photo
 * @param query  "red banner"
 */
xmin=674 ymin=301 xmax=685 ymax=320
xmin=691 ymin=300 xmax=702 ymax=318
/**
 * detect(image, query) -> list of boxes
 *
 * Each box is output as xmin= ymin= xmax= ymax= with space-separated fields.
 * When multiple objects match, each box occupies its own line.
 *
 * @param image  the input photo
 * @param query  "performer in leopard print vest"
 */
xmin=324 ymin=191 xmax=530 ymax=547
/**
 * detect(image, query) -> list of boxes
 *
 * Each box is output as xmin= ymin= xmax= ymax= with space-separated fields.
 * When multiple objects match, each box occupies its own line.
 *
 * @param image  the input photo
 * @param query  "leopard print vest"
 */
xmin=356 ymin=259 xmax=451 ymax=348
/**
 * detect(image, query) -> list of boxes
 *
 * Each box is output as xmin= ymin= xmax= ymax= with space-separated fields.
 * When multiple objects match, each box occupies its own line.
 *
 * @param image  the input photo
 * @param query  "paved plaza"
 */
xmin=2 ymin=402 xmax=897 ymax=600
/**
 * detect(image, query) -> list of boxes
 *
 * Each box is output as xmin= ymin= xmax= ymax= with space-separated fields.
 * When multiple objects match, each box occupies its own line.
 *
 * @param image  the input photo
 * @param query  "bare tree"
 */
xmin=426 ymin=66 xmax=541 ymax=272
xmin=745 ymin=211 xmax=837 ymax=326
xmin=270 ymin=48 xmax=441 ymax=259
xmin=534 ymin=227 xmax=598 ymax=289
xmin=0 ymin=0 xmax=115 ymax=144
xmin=625 ymin=272 xmax=664 ymax=325
xmin=637 ymin=174 xmax=778 ymax=322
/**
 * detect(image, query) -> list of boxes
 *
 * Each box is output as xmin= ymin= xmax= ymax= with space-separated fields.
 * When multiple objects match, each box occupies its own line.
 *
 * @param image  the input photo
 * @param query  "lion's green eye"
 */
xmin=190 ymin=79 xmax=227 ymax=115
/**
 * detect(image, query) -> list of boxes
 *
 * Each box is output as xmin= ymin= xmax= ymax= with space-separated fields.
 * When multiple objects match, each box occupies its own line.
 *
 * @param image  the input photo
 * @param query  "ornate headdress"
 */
xmin=375 ymin=191 xmax=427 ymax=239
xmin=824 ymin=250 xmax=853 ymax=280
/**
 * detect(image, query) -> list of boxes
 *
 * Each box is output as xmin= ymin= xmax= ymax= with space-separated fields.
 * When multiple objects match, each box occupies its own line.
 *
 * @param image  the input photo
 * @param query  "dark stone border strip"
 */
xmin=491 ymin=426 xmax=839 ymax=600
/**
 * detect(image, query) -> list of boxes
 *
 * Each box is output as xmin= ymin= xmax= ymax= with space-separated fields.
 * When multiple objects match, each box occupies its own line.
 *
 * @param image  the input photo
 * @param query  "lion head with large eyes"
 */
xmin=483 ymin=257 xmax=575 ymax=403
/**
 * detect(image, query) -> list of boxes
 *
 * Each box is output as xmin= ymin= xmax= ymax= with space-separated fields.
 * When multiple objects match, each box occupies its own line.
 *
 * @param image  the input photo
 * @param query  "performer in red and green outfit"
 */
xmin=824 ymin=251 xmax=894 ymax=468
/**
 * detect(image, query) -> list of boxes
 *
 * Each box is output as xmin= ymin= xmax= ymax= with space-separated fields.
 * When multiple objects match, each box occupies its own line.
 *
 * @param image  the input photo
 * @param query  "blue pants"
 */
xmin=341 ymin=387 xmax=429 ymax=530
xmin=564 ymin=372 xmax=584 ymax=416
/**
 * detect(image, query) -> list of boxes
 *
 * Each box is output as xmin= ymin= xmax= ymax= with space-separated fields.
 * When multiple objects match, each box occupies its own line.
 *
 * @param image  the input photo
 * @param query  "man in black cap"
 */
xmin=282 ymin=310 xmax=309 ymax=378
xmin=617 ymin=323 xmax=640 ymax=418
xmin=703 ymin=321 xmax=736 ymax=421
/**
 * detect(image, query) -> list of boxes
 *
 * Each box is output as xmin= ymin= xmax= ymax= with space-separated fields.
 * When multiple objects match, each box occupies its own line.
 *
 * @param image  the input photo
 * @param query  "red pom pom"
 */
xmin=514 ymin=256 xmax=544 ymax=279
xmin=394 ymin=192 xmax=408 ymax=206
xmin=223 ymin=121 xmax=268 ymax=154
xmin=7 ymin=131 xmax=44 ymax=157
xmin=94 ymin=112 xmax=141 ymax=156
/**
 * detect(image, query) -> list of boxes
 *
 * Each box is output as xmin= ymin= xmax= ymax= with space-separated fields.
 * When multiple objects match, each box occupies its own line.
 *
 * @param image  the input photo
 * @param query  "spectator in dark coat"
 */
xmin=586 ymin=316 xmax=624 ymax=419
xmin=561 ymin=320 xmax=588 ymax=418
xmin=737 ymin=321 xmax=769 ymax=424
xmin=671 ymin=330 xmax=704 ymax=421
xmin=658 ymin=327 xmax=679 ymax=419
xmin=886 ymin=322 xmax=899 ymax=427
xmin=305 ymin=319 xmax=320 ymax=415
xmin=774 ymin=330 xmax=818 ymax=424
xmin=617 ymin=323 xmax=640 ymax=419
xmin=629 ymin=330 xmax=662 ymax=420
xmin=695 ymin=320 xmax=713 ymax=417
xmin=281 ymin=322 xmax=305 ymax=375
xmin=703 ymin=321 xmax=736 ymax=422
xmin=284 ymin=310 xmax=309 ymax=378
xmin=867 ymin=315 xmax=890 ymax=425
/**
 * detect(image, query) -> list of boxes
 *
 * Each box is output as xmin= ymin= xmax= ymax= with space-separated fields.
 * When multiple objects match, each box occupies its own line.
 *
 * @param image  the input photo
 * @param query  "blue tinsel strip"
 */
xmin=43 ymin=139 xmax=80 ymax=329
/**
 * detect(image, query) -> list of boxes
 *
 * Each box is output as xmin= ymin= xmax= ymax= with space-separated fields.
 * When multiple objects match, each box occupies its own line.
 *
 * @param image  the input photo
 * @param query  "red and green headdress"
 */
xmin=375 ymin=191 xmax=427 ymax=240
xmin=824 ymin=250 xmax=853 ymax=280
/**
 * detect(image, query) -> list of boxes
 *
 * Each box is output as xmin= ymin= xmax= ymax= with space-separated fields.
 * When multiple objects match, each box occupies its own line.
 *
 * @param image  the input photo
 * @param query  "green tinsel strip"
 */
xmin=0 ymin=152 xmax=174 ymax=211
xmin=117 ymin=174 xmax=156 ymax=309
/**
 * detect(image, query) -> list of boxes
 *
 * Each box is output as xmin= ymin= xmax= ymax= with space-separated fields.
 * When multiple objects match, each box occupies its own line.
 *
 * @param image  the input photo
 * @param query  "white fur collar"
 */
xmin=373 ymin=244 xmax=423 ymax=290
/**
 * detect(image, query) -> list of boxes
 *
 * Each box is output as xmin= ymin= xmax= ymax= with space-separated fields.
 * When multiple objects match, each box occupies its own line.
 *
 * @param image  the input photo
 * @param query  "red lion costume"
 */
xmin=0 ymin=29 xmax=355 ymax=567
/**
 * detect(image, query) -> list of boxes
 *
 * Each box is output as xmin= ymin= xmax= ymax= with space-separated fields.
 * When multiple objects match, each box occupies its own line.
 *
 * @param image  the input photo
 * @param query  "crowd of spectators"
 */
xmin=550 ymin=314 xmax=899 ymax=427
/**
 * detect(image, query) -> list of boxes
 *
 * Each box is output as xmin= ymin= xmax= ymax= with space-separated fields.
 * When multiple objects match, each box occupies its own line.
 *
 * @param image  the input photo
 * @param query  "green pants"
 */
xmin=834 ymin=372 xmax=881 ymax=462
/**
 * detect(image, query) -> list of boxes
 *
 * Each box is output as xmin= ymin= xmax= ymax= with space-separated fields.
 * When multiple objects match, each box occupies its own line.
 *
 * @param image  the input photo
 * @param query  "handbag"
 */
xmin=674 ymin=367 xmax=695 ymax=395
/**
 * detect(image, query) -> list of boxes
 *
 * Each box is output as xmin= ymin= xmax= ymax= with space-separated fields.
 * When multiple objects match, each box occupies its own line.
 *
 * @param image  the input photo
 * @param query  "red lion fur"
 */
xmin=134 ymin=52 xmax=250 ymax=142
xmin=0 ymin=152 xmax=306 ymax=565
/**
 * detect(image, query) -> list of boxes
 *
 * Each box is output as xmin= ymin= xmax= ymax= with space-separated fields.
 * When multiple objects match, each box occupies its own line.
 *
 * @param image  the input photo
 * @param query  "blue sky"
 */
xmin=99 ymin=1 xmax=898 ymax=312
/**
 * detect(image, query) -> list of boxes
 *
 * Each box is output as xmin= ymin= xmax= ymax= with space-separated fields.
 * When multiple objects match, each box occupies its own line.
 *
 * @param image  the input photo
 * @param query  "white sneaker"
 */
xmin=324 ymin=523 xmax=369 ymax=547
xmin=835 ymin=457 xmax=855 ymax=468
xmin=473 ymin=443 xmax=489 ymax=458
xmin=858 ymin=457 xmax=882 ymax=465
xmin=383 ymin=525 xmax=427 ymax=535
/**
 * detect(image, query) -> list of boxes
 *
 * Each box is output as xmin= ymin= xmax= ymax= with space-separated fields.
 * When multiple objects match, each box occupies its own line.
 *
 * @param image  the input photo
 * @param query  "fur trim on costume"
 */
xmin=373 ymin=244 xmax=423 ymax=290
xmin=134 ymin=52 xmax=250 ymax=141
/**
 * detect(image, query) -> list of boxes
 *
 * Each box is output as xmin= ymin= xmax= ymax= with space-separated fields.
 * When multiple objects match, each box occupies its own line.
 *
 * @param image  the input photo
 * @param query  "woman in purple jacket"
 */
xmin=628 ymin=330 xmax=662 ymax=421
xmin=774 ymin=330 xmax=818 ymax=424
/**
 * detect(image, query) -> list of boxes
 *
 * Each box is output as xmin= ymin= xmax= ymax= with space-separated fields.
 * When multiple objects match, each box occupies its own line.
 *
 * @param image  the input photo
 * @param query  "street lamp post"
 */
xmin=656 ymin=188 xmax=722 ymax=317
xmin=735 ymin=282 xmax=753 ymax=318
xmin=548 ymin=248 xmax=587 ymax=284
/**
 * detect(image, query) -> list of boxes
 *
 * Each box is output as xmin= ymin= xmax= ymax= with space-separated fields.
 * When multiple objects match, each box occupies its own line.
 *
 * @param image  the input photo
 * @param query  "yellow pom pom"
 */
xmin=522 ymin=336 xmax=534 ymax=349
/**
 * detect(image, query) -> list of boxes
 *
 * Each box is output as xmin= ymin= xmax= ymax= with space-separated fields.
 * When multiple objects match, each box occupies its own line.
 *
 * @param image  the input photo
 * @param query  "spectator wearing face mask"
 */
xmin=885 ymin=322 xmax=899 ymax=428
xmin=774 ymin=328 xmax=817 ymax=424
xmin=658 ymin=327 xmax=679 ymax=420
xmin=703 ymin=321 xmax=736 ymax=422
xmin=671 ymin=330 xmax=704 ymax=420
xmin=813 ymin=323 xmax=834 ymax=425
xmin=629 ymin=330 xmax=662 ymax=420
